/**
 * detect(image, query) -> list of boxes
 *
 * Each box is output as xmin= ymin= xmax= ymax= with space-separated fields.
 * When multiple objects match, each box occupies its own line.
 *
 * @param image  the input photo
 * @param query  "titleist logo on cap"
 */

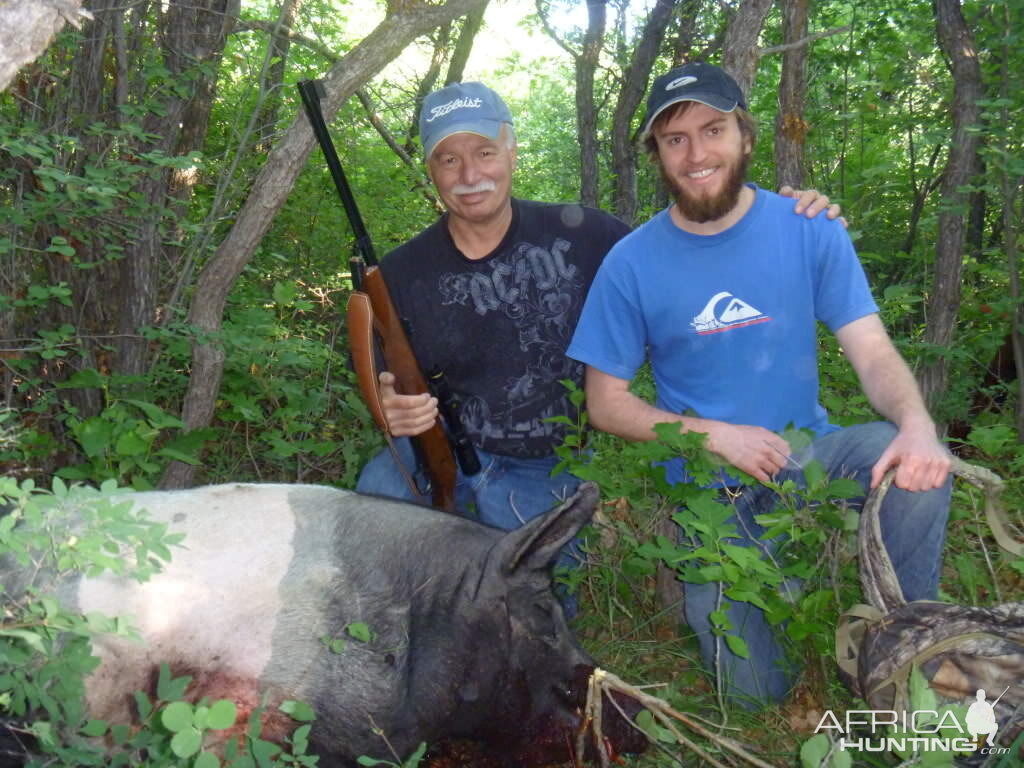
xmin=425 ymin=97 xmax=484 ymax=122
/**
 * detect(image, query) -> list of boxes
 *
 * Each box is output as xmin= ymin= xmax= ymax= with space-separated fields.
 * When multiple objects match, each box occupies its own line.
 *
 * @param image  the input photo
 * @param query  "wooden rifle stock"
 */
xmin=295 ymin=79 xmax=457 ymax=511
xmin=346 ymin=266 xmax=457 ymax=511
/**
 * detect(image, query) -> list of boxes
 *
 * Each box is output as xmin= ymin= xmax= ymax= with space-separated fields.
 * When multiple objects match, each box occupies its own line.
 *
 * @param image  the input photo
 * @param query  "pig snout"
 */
xmin=495 ymin=664 xmax=648 ymax=766
xmin=567 ymin=664 xmax=649 ymax=761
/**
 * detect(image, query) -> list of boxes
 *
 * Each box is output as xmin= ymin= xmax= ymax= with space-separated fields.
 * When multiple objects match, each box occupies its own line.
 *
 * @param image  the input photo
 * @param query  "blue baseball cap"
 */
xmin=419 ymin=82 xmax=514 ymax=159
xmin=641 ymin=62 xmax=747 ymax=138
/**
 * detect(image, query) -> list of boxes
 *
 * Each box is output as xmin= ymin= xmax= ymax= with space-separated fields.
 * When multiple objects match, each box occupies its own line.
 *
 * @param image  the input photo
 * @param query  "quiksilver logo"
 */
xmin=425 ymin=97 xmax=483 ymax=122
xmin=691 ymin=291 xmax=769 ymax=334
xmin=666 ymin=75 xmax=698 ymax=91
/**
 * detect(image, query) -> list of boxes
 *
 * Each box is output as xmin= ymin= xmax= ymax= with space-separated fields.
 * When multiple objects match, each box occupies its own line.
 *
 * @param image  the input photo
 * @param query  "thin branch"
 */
xmin=970 ymin=488 xmax=1002 ymax=603
xmin=235 ymin=18 xmax=444 ymax=214
xmin=534 ymin=0 xmax=580 ymax=60
xmin=583 ymin=668 xmax=781 ymax=768
xmin=759 ymin=25 xmax=850 ymax=57
xmin=233 ymin=18 xmax=336 ymax=60
xmin=354 ymin=88 xmax=444 ymax=214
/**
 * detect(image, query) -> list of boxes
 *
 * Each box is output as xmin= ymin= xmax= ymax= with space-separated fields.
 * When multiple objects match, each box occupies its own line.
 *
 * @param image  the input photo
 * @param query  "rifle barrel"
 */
xmin=297 ymin=78 xmax=377 ymax=267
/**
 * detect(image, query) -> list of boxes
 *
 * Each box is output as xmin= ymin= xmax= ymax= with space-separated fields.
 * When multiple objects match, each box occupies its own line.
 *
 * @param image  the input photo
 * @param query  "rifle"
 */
xmin=297 ymin=79 xmax=479 ymax=511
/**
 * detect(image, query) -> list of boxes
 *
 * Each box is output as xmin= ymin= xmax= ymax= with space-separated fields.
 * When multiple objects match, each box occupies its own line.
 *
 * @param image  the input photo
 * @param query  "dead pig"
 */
xmin=32 ymin=481 xmax=646 ymax=766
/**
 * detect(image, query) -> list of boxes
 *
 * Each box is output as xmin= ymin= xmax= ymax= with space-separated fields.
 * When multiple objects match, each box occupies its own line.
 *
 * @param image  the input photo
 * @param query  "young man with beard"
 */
xmin=358 ymin=80 xmax=839 ymax=564
xmin=567 ymin=62 xmax=952 ymax=705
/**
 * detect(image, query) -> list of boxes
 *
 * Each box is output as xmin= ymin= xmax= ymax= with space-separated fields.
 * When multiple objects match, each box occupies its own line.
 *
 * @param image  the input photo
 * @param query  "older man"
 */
xmin=357 ymin=80 xmax=839 ymax=540
xmin=568 ymin=61 xmax=951 ymax=704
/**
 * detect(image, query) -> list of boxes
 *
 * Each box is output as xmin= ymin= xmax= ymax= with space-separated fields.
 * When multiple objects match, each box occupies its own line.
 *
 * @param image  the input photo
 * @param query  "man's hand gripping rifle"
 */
xmin=297 ymin=79 xmax=479 ymax=512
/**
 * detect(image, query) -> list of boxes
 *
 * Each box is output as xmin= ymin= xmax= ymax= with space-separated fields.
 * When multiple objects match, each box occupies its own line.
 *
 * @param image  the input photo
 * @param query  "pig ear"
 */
xmin=497 ymin=482 xmax=599 ymax=576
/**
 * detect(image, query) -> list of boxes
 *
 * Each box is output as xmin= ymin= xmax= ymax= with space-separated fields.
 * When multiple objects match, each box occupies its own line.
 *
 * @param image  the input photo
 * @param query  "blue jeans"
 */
xmin=357 ymin=439 xmax=583 ymax=608
xmin=682 ymin=422 xmax=952 ymax=707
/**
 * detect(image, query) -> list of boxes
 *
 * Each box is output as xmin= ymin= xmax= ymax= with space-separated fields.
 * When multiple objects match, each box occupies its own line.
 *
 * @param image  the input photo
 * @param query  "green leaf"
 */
xmin=29 ymin=720 xmax=55 ymax=747
xmin=162 ymin=700 xmax=194 ymax=732
xmin=800 ymin=734 xmax=830 ymax=767
xmin=402 ymin=742 xmax=428 ymax=768
xmin=155 ymin=447 xmax=202 ymax=465
xmin=0 ymin=629 xmax=47 ymax=654
xmin=825 ymin=477 xmax=863 ymax=499
xmin=51 ymin=476 xmax=69 ymax=497
xmin=126 ymin=398 xmax=184 ymax=429
xmin=798 ymin=735 xmax=852 ymax=767
xmin=80 ymin=719 xmax=108 ymax=737
xmin=279 ymin=699 xmax=316 ymax=722
xmin=250 ymin=737 xmax=281 ymax=768
xmin=170 ymin=726 xmax=203 ymax=758
xmin=60 ymin=368 xmax=106 ymax=389
xmin=356 ymin=758 xmax=394 ymax=767
xmin=909 ymin=665 xmax=938 ymax=713
xmin=634 ymin=708 xmax=674 ymax=743
xmin=194 ymin=752 xmax=221 ymax=768
xmin=725 ymin=634 xmax=750 ymax=659
xmin=207 ymin=699 xmax=237 ymax=730
xmin=46 ymin=236 xmax=76 ymax=257
xmin=273 ymin=281 xmax=297 ymax=306
xmin=346 ymin=622 xmax=373 ymax=643
xmin=115 ymin=429 xmax=150 ymax=457
xmin=803 ymin=460 xmax=826 ymax=490
xmin=708 ymin=609 xmax=730 ymax=630
xmin=75 ymin=417 xmax=115 ymax=458
xmin=133 ymin=690 xmax=152 ymax=720
xmin=156 ymin=663 xmax=192 ymax=700
xmin=320 ymin=634 xmax=346 ymax=654
xmin=291 ymin=723 xmax=311 ymax=752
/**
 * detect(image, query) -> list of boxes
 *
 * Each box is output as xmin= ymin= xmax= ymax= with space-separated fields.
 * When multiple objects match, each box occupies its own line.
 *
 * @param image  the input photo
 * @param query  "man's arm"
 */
xmin=585 ymin=366 xmax=792 ymax=484
xmin=834 ymin=314 xmax=951 ymax=491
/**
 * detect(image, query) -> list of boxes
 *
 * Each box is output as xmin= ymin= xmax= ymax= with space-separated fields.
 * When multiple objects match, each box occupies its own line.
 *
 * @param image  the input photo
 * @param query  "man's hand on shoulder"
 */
xmin=870 ymin=422 xmax=952 ymax=492
xmin=779 ymin=185 xmax=848 ymax=228
xmin=379 ymin=371 xmax=439 ymax=438
xmin=705 ymin=422 xmax=793 ymax=485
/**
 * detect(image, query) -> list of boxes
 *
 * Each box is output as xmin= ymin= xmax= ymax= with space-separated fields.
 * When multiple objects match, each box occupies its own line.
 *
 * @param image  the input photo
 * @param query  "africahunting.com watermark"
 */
xmin=814 ymin=687 xmax=1012 ymax=756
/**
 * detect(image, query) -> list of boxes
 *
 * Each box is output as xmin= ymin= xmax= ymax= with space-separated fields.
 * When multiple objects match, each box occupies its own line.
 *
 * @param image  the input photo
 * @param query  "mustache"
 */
xmin=451 ymin=180 xmax=497 ymax=195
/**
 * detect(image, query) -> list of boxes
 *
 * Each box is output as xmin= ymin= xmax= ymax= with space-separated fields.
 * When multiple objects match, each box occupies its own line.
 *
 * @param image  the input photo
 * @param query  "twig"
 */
xmin=582 ymin=667 xmax=781 ymax=768
xmin=758 ymin=25 xmax=851 ymax=56
xmin=712 ymin=580 xmax=729 ymax=724
xmin=971 ymin=487 xmax=1002 ymax=603
xmin=367 ymin=714 xmax=403 ymax=764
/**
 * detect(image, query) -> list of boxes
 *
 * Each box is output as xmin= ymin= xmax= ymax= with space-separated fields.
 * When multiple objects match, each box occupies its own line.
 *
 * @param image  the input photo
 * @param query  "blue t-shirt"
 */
xmin=567 ymin=185 xmax=878 ymax=482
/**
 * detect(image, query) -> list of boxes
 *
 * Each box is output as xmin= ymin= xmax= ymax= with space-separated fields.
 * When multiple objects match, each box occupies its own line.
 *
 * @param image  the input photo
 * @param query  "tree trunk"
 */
xmin=1007 ymin=182 xmax=1024 ymax=438
xmin=577 ymin=0 xmax=606 ymax=207
xmin=254 ymin=0 xmax=304 ymax=152
xmin=444 ymin=0 xmax=488 ymax=85
xmin=611 ymin=0 xmax=677 ymax=225
xmin=721 ymin=0 xmax=773 ymax=99
xmin=773 ymin=0 xmax=808 ymax=190
xmin=993 ymin=1 xmax=1024 ymax=438
xmin=115 ymin=0 xmax=236 ymax=380
xmin=918 ymin=0 xmax=983 ymax=409
xmin=161 ymin=0 xmax=491 ymax=489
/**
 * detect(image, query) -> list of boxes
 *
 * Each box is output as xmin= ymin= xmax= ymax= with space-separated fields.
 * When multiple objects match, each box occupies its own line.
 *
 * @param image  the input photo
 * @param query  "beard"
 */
xmin=661 ymin=149 xmax=751 ymax=224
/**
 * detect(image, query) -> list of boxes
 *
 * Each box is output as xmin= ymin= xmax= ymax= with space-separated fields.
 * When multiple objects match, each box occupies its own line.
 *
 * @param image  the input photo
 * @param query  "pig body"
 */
xmin=30 ymin=482 xmax=643 ymax=766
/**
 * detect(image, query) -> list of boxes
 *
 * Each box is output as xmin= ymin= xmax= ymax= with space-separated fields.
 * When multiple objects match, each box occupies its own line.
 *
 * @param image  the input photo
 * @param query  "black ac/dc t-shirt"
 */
xmin=380 ymin=198 xmax=631 ymax=459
